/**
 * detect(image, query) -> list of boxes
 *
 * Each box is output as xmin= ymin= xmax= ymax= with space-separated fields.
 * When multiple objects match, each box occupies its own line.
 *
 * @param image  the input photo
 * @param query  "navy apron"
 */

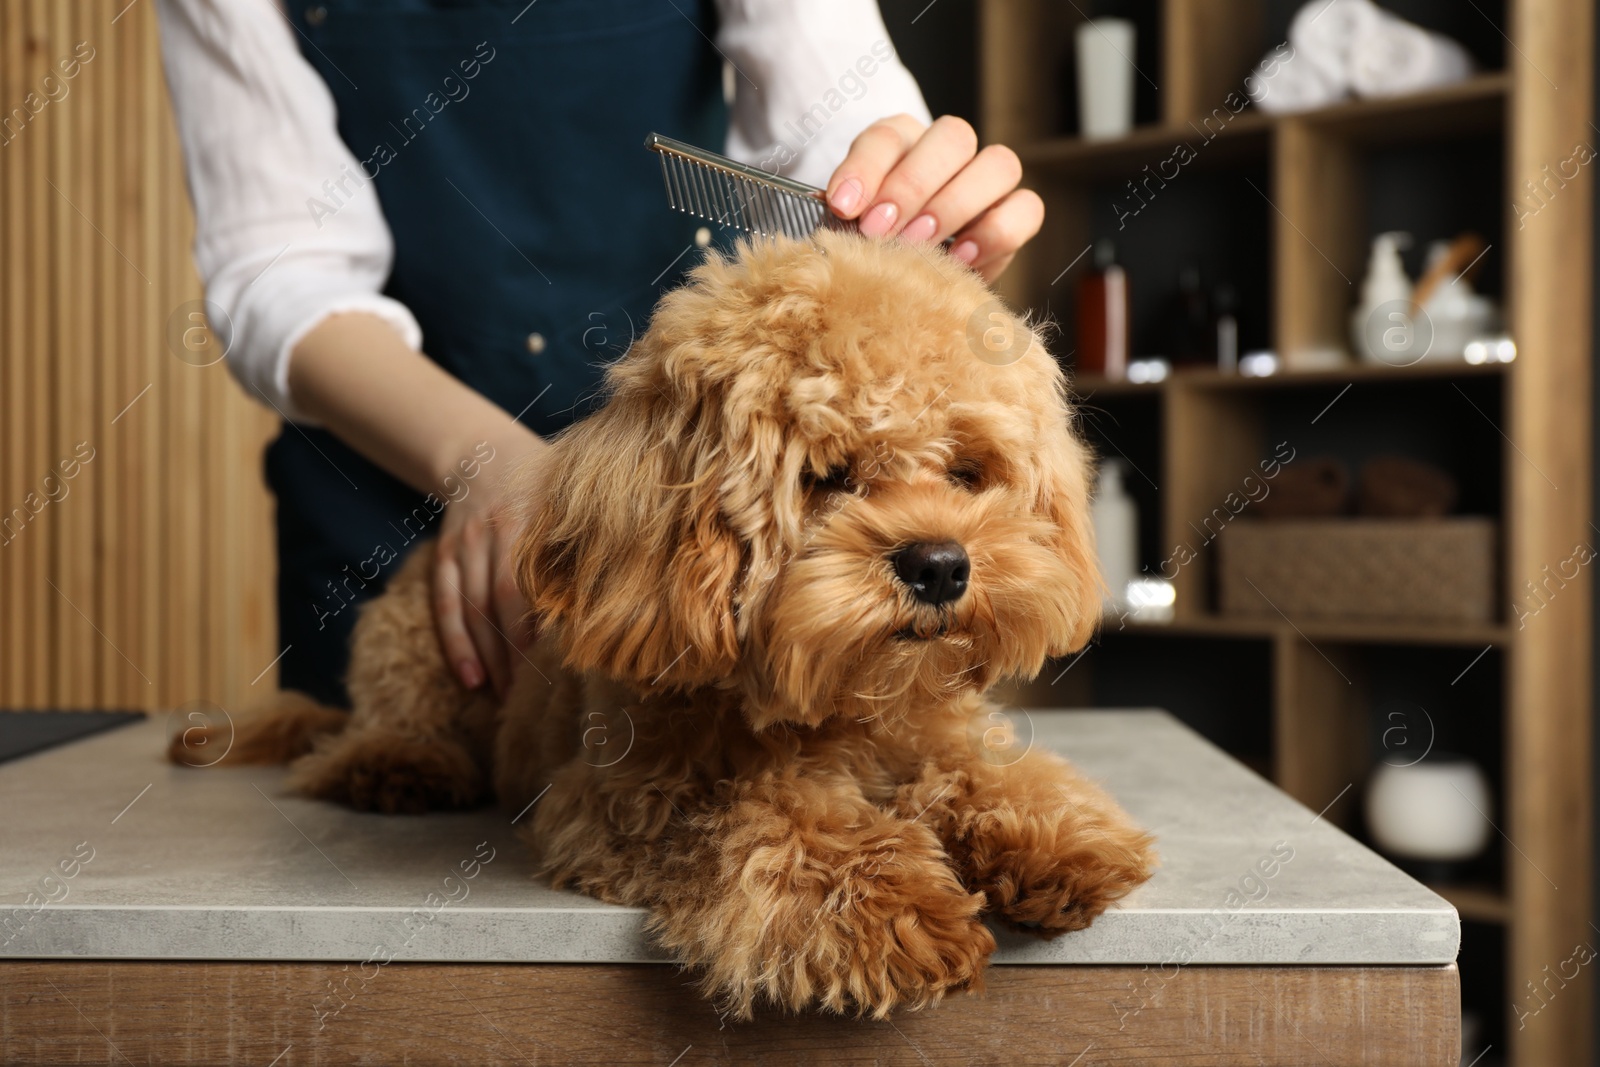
xmin=272 ymin=0 xmax=729 ymax=705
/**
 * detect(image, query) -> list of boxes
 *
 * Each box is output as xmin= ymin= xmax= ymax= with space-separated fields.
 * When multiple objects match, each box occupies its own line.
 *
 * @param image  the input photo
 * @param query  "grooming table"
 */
xmin=0 ymin=710 xmax=1459 ymax=1065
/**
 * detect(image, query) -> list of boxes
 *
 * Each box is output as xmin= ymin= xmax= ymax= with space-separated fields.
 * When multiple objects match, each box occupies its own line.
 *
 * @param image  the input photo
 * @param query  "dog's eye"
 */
xmin=803 ymin=464 xmax=852 ymax=494
xmin=948 ymin=460 xmax=984 ymax=491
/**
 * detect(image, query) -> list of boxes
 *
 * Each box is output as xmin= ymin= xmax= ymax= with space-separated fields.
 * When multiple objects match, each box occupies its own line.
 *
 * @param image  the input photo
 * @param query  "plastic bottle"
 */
xmin=1213 ymin=281 xmax=1239 ymax=373
xmin=1350 ymin=231 xmax=1415 ymax=364
xmin=1092 ymin=460 xmax=1138 ymax=612
xmin=1167 ymin=266 xmax=1212 ymax=367
xmin=1076 ymin=239 xmax=1129 ymax=380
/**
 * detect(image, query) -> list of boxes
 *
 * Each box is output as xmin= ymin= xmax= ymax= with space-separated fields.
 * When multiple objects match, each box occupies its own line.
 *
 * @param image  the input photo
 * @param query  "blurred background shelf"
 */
xmin=1017 ymin=111 xmax=1275 ymax=176
xmin=1017 ymin=70 xmax=1508 ymax=176
xmin=1298 ymin=70 xmax=1508 ymax=140
xmin=1430 ymin=881 xmax=1515 ymax=925
xmin=1117 ymin=617 xmax=1516 ymax=647
xmin=959 ymin=0 xmax=1594 ymax=1063
xmin=1073 ymin=359 xmax=1510 ymax=396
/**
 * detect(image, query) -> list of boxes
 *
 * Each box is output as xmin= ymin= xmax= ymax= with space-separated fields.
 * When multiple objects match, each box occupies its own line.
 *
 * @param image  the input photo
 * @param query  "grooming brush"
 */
xmin=646 ymin=132 xmax=851 ymax=240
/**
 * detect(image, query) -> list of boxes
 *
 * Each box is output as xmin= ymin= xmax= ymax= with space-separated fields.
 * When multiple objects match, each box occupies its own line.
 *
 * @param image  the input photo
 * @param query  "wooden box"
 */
xmin=1215 ymin=518 xmax=1497 ymax=624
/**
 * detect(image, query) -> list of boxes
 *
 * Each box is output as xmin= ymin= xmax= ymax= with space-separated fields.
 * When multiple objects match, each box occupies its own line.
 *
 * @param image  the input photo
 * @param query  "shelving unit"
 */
xmin=1076 ymin=356 xmax=1511 ymax=393
xmin=1017 ymin=72 xmax=1508 ymax=174
xmin=1118 ymin=616 xmax=1514 ymax=647
xmin=977 ymin=1 xmax=1593 ymax=1063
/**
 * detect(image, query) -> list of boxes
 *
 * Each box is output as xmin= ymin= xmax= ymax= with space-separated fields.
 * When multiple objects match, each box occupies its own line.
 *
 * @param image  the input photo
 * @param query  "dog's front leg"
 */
xmin=894 ymin=736 xmax=1156 ymax=937
xmin=641 ymin=773 xmax=995 ymax=1021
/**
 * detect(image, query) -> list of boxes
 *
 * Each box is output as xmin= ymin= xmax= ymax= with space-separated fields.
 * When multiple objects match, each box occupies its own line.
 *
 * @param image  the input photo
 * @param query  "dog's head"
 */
xmin=516 ymin=233 xmax=1099 ymax=728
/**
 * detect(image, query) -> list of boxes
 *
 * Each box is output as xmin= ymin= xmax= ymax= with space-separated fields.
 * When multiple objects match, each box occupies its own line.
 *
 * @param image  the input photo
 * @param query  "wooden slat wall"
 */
xmin=0 ymin=0 xmax=278 ymax=712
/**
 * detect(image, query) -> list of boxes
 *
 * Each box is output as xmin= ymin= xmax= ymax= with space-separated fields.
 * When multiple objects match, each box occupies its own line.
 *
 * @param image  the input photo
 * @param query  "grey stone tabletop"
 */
xmin=0 ymin=710 xmax=1458 ymax=966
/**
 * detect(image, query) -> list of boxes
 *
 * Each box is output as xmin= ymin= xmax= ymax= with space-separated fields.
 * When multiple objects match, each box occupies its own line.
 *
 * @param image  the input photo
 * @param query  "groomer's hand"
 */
xmin=433 ymin=436 xmax=549 ymax=698
xmin=824 ymin=115 xmax=1042 ymax=281
xmin=286 ymin=311 xmax=552 ymax=700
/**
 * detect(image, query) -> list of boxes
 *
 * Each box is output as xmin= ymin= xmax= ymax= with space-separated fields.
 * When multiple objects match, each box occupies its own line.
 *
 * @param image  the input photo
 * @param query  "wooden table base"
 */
xmin=3 ymin=961 xmax=1459 ymax=1066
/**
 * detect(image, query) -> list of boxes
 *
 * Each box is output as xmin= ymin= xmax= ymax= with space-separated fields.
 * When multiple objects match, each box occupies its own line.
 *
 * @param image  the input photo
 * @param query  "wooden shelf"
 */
xmin=1072 ymin=360 xmax=1509 ymax=398
xmin=1017 ymin=113 xmax=1273 ymax=178
xmin=1427 ymin=882 xmax=1513 ymax=925
xmin=981 ymin=3 xmax=1591 ymax=1061
xmin=1017 ymin=73 xmax=1508 ymax=178
xmin=1112 ymin=617 xmax=1513 ymax=649
xmin=1294 ymin=72 xmax=1509 ymax=143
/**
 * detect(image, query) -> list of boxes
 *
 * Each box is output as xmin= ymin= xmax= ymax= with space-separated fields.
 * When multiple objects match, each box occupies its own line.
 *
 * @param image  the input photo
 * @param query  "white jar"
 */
xmin=1365 ymin=757 xmax=1492 ymax=862
xmin=1075 ymin=19 xmax=1137 ymax=140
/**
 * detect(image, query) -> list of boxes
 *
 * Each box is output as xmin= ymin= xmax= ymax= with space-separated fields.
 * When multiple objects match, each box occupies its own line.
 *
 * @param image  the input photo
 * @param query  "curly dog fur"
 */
xmin=175 ymin=232 xmax=1155 ymax=1019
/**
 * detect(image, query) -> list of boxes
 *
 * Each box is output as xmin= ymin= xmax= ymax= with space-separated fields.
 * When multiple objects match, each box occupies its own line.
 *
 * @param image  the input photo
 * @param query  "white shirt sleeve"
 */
xmin=717 ymin=0 xmax=933 ymax=187
xmin=156 ymin=0 xmax=422 ymax=424
xmin=157 ymin=0 xmax=928 ymax=424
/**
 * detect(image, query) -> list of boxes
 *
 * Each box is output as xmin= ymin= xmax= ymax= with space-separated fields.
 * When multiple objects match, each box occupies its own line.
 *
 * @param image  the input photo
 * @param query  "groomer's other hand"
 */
xmin=824 ymin=114 xmax=1044 ymax=281
xmin=286 ymin=311 xmax=553 ymax=701
xmin=433 ymin=434 xmax=549 ymax=699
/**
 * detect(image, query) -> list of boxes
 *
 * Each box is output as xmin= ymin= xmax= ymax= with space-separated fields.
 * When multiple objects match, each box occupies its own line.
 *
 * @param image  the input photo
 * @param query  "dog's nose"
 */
xmin=893 ymin=541 xmax=970 ymax=605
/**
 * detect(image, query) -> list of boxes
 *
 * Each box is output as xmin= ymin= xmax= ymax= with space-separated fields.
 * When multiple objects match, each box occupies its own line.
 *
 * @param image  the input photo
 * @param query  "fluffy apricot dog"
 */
xmin=178 ymin=232 xmax=1155 ymax=1019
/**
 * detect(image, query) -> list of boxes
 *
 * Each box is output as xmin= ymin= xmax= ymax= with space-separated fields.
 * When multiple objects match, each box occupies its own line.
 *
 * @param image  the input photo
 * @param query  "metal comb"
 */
xmin=646 ymin=132 xmax=848 ymax=240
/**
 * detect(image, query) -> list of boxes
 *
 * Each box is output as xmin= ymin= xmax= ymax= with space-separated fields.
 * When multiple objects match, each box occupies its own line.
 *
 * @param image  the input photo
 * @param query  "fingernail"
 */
xmin=458 ymin=660 xmax=484 ymax=689
xmin=952 ymin=239 xmax=980 ymax=264
xmin=829 ymin=176 xmax=863 ymax=215
xmin=902 ymin=213 xmax=939 ymax=243
xmin=858 ymin=201 xmax=898 ymax=238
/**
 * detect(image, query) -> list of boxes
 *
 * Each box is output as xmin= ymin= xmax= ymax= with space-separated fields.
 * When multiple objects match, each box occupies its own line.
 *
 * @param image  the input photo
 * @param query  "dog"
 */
xmin=176 ymin=232 xmax=1155 ymax=1019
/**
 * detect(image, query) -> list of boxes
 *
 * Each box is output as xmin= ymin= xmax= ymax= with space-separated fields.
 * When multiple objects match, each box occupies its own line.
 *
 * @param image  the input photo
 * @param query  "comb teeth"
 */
xmin=657 ymin=152 xmax=826 ymax=239
xmin=649 ymin=133 xmax=838 ymax=241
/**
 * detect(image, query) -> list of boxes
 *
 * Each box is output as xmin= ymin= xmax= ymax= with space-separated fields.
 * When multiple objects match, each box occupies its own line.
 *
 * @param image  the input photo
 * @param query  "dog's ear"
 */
xmin=513 ymin=389 xmax=743 ymax=688
xmin=1033 ymin=392 xmax=1104 ymax=656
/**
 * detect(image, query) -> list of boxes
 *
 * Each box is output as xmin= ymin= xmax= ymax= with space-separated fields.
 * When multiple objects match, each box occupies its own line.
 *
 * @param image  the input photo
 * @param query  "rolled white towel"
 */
xmin=1349 ymin=9 xmax=1475 ymax=98
xmin=1289 ymin=0 xmax=1381 ymax=94
xmin=1247 ymin=44 xmax=1346 ymax=114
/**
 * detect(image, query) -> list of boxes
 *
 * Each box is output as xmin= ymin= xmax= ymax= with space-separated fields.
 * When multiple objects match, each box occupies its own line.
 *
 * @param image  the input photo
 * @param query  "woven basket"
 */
xmin=1215 ymin=518 xmax=1497 ymax=624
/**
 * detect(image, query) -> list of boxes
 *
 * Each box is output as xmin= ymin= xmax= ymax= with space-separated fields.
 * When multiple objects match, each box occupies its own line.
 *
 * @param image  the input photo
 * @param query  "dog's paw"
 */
xmin=828 ymin=867 xmax=996 ymax=1018
xmin=965 ymin=816 xmax=1155 ymax=936
xmin=287 ymin=729 xmax=486 ymax=814
xmin=744 ymin=870 xmax=995 ymax=1020
xmin=668 ymin=837 xmax=997 ymax=1021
